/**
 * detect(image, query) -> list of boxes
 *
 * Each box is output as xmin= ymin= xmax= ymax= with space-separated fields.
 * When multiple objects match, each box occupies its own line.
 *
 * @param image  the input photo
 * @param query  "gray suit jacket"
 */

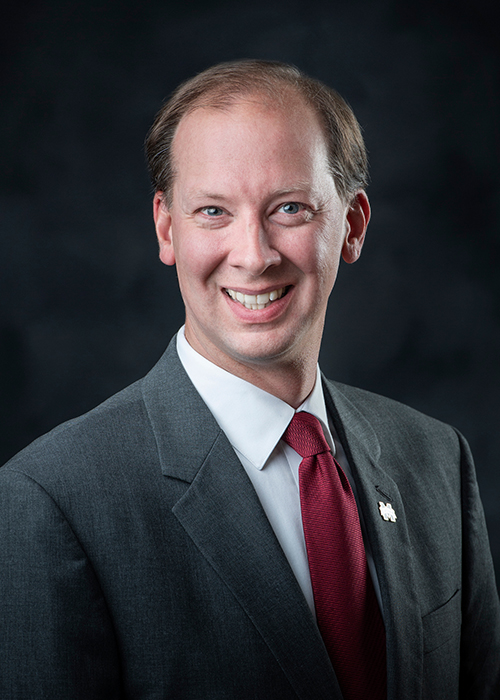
xmin=1 ymin=338 xmax=499 ymax=699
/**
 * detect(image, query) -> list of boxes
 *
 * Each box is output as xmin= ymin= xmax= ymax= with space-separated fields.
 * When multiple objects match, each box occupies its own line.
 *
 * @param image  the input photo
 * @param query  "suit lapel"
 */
xmin=142 ymin=341 xmax=342 ymax=700
xmin=323 ymin=378 xmax=424 ymax=700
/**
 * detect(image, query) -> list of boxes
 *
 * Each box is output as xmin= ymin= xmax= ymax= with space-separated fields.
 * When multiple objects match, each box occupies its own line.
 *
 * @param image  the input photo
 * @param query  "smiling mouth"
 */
xmin=225 ymin=286 xmax=288 ymax=310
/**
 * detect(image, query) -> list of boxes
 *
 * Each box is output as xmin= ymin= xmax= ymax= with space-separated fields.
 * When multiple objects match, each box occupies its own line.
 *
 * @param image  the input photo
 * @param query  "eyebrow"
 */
xmin=189 ymin=183 xmax=318 ymax=201
xmin=191 ymin=192 xmax=229 ymax=201
xmin=269 ymin=185 xmax=318 ymax=199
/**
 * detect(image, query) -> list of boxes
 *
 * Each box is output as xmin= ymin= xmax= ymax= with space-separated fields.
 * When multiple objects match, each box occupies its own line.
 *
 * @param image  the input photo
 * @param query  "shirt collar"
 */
xmin=176 ymin=327 xmax=335 ymax=470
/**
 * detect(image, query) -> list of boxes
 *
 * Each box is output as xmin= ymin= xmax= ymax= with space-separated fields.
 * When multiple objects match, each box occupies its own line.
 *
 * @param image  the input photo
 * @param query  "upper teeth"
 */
xmin=226 ymin=287 xmax=286 ymax=310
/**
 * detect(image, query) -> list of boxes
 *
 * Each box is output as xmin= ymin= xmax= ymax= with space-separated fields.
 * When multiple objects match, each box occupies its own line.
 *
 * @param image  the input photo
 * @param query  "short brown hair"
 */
xmin=145 ymin=59 xmax=368 ymax=206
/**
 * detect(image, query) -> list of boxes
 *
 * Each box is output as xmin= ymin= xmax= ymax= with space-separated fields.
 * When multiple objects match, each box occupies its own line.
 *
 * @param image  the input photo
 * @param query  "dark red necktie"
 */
xmin=283 ymin=412 xmax=386 ymax=700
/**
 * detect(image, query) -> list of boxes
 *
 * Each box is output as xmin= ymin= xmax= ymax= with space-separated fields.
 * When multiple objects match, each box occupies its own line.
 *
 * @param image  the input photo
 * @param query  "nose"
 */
xmin=227 ymin=216 xmax=281 ymax=276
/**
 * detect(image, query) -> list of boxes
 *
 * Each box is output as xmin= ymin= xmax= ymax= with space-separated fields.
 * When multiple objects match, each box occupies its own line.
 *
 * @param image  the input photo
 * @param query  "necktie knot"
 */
xmin=283 ymin=412 xmax=331 ymax=458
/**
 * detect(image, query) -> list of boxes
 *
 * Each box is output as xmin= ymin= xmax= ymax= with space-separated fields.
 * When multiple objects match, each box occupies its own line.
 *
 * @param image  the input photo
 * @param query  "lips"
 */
xmin=225 ymin=286 xmax=287 ymax=310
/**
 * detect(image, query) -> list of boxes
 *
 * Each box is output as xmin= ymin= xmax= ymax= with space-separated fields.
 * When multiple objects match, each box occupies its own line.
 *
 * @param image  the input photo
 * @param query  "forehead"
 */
xmin=171 ymin=94 xmax=330 ymax=188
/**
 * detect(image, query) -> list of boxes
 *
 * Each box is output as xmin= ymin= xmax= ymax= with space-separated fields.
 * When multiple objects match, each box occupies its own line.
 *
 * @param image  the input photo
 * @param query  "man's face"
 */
xmin=154 ymin=94 xmax=368 ymax=379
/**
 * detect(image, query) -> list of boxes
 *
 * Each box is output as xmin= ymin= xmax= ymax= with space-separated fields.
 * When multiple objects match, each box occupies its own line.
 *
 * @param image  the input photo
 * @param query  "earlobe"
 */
xmin=153 ymin=192 xmax=176 ymax=266
xmin=341 ymin=191 xmax=371 ymax=264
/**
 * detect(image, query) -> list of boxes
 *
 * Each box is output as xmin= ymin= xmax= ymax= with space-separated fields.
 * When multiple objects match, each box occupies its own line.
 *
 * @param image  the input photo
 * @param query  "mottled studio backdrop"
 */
xmin=2 ymin=0 xmax=499 ymax=587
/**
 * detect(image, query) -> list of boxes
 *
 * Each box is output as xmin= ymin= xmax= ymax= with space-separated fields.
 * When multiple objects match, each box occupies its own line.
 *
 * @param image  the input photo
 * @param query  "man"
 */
xmin=1 ymin=60 xmax=499 ymax=699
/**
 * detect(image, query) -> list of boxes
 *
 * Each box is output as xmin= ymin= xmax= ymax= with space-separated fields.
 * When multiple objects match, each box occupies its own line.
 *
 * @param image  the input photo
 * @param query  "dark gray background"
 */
xmin=2 ymin=0 xmax=499 ymax=588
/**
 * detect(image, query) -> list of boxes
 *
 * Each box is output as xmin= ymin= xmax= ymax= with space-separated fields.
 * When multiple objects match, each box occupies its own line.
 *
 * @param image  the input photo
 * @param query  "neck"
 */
xmin=228 ymin=356 xmax=318 ymax=408
xmin=184 ymin=332 xmax=319 ymax=408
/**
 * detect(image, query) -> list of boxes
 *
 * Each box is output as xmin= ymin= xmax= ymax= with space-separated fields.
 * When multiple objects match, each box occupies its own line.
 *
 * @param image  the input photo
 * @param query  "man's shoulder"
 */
xmin=323 ymin=378 xmax=466 ymax=490
xmin=0 ymin=340 xmax=185 ymax=486
xmin=323 ymin=376 xmax=459 ymax=445
xmin=1 ymin=377 xmax=149 ymax=484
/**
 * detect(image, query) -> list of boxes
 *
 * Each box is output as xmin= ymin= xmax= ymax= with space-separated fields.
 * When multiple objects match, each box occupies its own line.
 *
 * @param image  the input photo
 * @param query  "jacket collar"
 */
xmin=141 ymin=338 xmax=221 ymax=482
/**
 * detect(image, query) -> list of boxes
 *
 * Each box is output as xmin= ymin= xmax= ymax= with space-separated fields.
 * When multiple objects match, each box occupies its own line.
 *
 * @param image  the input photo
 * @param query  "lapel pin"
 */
xmin=378 ymin=501 xmax=397 ymax=522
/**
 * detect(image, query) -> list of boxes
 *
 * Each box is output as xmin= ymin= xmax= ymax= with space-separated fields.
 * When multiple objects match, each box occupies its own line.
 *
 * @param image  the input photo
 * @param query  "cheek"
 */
xmin=294 ymin=226 xmax=344 ymax=281
xmin=175 ymin=235 xmax=225 ymax=280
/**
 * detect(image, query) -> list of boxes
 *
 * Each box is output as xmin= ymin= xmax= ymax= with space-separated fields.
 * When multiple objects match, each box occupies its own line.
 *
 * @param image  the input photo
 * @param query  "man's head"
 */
xmin=145 ymin=59 xmax=368 ymax=208
xmin=149 ymin=61 xmax=370 ymax=403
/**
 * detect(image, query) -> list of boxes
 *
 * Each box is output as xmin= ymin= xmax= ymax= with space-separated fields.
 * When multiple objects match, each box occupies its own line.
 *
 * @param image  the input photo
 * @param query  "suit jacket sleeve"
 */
xmin=0 ymin=468 xmax=123 ymax=700
xmin=457 ymin=430 xmax=500 ymax=699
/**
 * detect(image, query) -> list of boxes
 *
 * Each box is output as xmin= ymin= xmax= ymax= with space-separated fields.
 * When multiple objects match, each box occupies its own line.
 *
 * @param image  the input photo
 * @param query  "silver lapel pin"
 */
xmin=378 ymin=501 xmax=397 ymax=522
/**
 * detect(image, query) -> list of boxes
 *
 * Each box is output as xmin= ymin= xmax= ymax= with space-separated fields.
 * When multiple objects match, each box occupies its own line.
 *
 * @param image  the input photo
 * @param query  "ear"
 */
xmin=341 ymin=191 xmax=371 ymax=264
xmin=153 ymin=191 xmax=176 ymax=266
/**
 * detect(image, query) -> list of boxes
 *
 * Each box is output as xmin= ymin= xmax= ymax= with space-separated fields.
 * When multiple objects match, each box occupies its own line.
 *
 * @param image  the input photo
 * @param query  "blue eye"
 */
xmin=202 ymin=206 xmax=224 ymax=217
xmin=280 ymin=202 xmax=301 ymax=214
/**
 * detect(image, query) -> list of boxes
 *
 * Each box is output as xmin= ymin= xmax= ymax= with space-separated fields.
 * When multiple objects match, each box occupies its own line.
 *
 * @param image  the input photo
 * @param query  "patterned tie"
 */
xmin=283 ymin=411 xmax=386 ymax=700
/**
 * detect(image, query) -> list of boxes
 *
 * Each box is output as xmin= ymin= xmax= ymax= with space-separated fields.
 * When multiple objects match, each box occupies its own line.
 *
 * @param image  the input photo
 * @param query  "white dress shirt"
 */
xmin=176 ymin=327 xmax=382 ymax=617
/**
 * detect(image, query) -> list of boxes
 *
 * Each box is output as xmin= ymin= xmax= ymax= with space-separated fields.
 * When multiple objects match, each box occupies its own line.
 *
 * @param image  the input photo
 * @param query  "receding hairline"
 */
xmin=166 ymin=87 xmax=336 ymax=205
xmin=145 ymin=59 xmax=369 ymax=207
